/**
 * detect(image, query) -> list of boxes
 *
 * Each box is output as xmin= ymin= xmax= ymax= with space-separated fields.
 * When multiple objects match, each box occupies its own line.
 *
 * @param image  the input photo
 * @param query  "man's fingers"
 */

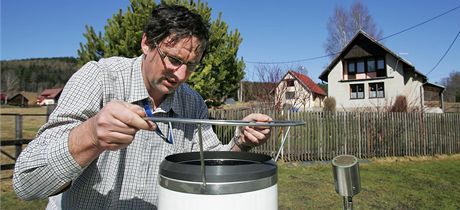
xmin=242 ymin=130 xmax=258 ymax=146
xmin=243 ymin=127 xmax=269 ymax=145
xmin=119 ymin=103 xmax=156 ymax=131
xmin=242 ymin=113 xmax=273 ymax=129
xmin=243 ymin=113 xmax=273 ymax=122
xmin=127 ymin=103 xmax=147 ymax=117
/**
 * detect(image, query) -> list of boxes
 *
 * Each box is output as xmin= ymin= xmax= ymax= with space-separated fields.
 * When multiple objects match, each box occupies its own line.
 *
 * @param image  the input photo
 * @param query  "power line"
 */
xmin=246 ymin=53 xmax=334 ymax=65
xmin=379 ymin=5 xmax=460 ymax=41
xmin=246 ymin=5 xmax=460 ymax=65
xmin=426 ymin=29 xmax=460 ymax=76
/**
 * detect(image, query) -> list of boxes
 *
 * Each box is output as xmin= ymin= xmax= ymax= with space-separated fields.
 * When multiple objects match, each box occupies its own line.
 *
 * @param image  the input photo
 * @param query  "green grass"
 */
xmin=0 ymin=106 xmax=47 ymax=140
xmin=278 ymin=155 xmax=460 ymax=210
xmin=0 ymin=155 xmax=459 ymax=209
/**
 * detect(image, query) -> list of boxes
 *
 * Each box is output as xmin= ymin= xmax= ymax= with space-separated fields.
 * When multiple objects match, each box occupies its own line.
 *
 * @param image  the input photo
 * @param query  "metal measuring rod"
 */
xmin=144 ymin=117 xmax=305 ymax=191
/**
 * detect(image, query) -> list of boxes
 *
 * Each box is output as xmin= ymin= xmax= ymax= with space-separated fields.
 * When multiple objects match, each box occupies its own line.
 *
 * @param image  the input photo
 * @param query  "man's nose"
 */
xmin=171 ymin=65 xmax=188 ymax=80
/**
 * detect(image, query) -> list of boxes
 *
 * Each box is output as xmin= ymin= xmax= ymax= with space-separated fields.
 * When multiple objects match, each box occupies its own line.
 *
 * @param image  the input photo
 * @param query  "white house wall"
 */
xmin=386 ymin=55 xmax=424 ymax=107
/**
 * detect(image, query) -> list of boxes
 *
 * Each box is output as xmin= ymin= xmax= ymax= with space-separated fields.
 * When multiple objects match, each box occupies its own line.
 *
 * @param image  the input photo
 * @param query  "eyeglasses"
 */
xmin=153 ymin=42 xmax=200 ymax=72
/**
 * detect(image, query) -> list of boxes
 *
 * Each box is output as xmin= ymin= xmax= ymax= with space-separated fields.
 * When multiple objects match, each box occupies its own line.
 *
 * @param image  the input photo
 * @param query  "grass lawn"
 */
xmin=0 ymin=155 xmax=459 ymax=209
xmin=278 ymin=155 xmax=460 ymax=210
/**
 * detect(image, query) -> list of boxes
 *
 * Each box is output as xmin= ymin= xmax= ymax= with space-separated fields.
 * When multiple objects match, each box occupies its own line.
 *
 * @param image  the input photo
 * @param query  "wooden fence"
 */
xmin=209 ymin=109 xmax=460 ymax=161
xmin=0 ymin=114 xmax=39 ymax=170
xmin=1 ymin=111 xmax=459 ymax=170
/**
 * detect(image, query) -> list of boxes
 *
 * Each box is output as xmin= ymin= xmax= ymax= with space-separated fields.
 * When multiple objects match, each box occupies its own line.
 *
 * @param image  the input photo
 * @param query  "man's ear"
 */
xmin=141 ymin=33 xmax=150 ymax=54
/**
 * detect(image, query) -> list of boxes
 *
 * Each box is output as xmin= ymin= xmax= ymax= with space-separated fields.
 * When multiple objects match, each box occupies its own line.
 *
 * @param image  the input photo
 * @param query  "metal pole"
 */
xmin=197 ymin=123 xmax=206 ymax=191
xmin=275 ymin=126 xmax=291 ymax=161
xmin=15 ymin=115 xmax=23 ymax=160
xmin=343 ymin=196 xmax=353 ymax=210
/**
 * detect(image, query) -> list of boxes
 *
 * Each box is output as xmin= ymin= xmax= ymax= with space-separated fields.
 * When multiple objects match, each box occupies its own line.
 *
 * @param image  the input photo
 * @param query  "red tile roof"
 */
xmin=289 ymin=71 xmax=327 ymax=96
xmin=38 ymin=88 xmax=63 ymax=100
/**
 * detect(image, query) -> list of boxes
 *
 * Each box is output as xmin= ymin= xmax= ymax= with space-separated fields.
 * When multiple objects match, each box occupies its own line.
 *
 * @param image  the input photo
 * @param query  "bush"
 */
xmin=323 ymin=97 xmax=336 ymax=112
xmin=390 ymin=95 xmax=408 ymax=112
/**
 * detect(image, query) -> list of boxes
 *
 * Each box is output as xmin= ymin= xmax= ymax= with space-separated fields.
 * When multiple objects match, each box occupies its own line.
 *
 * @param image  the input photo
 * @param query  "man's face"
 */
xmin=141 ymin=34 xmax=204 ymax=100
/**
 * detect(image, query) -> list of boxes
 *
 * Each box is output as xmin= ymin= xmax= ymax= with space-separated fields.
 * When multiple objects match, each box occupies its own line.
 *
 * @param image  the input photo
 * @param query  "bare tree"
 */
xmin=242 ymin=64 xmax=285 ymax=108
xmin=2 ymin=71 xmax=20 ymax=97
xmin=349 ymin=2 xmax=383 ymax=39
xmin=324 ymin=1 xmax=383 ymax=58
xmin=325 ymin=6 xmax=350 ymax=57
xmin=441 ymin=70 xmax=460 ymax=102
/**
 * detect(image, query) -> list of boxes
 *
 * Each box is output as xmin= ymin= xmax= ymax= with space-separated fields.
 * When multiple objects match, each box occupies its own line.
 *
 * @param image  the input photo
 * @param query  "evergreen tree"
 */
xmin=77 ymin=0 xmax=245 ymax=105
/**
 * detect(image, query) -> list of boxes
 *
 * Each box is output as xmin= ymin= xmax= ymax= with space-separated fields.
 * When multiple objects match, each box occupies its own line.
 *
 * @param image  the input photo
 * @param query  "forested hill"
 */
xmin=1 ymin=57 xmax=78 ymax=96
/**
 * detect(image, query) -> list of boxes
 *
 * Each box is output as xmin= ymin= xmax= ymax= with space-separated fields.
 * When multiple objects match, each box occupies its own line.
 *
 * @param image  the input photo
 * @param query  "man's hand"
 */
xmin=69 ymin=101 xmax=156 ymax=167
xmin=88 ymin=101 xmax=155 ymax=150
xmin=233 ymin=113 xmax=272 ymax=151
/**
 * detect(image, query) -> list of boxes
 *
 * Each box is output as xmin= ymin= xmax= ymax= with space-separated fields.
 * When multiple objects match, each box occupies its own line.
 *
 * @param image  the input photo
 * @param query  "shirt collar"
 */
xmin=128 ymin=55 xmax=149 ymax=103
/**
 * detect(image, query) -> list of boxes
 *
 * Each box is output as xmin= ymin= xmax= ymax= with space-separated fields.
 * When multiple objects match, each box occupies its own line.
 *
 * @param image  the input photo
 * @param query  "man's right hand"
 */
xmin=69 ymin=100 xmax=156 ymax=167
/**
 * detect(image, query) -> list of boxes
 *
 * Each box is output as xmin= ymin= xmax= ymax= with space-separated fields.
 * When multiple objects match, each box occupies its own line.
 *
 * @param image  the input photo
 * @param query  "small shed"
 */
xmin=38 ymin=88 xmax=63 ymax=106
xmin=7 ymin=91 xmax=38 ymax=107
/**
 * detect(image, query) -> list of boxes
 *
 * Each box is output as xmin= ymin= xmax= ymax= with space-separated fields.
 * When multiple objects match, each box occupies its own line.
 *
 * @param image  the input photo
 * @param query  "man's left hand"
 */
xmin=234 ymin=113 xmax=272 ymax=151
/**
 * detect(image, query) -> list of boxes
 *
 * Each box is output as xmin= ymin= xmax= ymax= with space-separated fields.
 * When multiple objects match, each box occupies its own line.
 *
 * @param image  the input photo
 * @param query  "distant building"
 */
xmin=275 ymin=70 xmax=327 ymax=111
xmin=7 ymin=91 xmax=38 ymax=107
xmin=0 ymin=92 xmax=7 ymax=104
xmin=319 ymin=30 xmax=445 ymax=112
xmin=37 ymin=88 xmax=63 ymax=106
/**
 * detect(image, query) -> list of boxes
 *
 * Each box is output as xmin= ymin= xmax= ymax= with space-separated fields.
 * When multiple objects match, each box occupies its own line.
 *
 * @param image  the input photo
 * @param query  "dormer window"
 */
xmin=376 ymin=58 xmax=386 ymax=77
xmin=345 ymin=57 xmax=386 ymax=79
xmin=367 ymin=59 xmax=376 ymax=72
xmin=356 ymin=59 xmax=365 ymax=73
xmin=347 ymin=62 xmax=356 ymax=79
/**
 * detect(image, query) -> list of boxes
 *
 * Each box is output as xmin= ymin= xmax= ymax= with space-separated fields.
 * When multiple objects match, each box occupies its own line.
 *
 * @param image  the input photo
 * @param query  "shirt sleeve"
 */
xmin=13 ymin=61 xmax=104 ymax=200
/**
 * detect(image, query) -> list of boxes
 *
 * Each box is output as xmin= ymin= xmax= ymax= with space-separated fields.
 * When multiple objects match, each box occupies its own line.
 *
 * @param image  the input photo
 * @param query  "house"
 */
xmin=423 ymin=82 xmax=445 ymax=113
xmin=37 ymin=88 xmax=63 ymax=106
xmin=319 ymin=30 xmax=444 ymax=112
xmin=275 ymin=70 xmax=327 ymax=111
xmin=7 ymin=91 xmax=38 ymax=107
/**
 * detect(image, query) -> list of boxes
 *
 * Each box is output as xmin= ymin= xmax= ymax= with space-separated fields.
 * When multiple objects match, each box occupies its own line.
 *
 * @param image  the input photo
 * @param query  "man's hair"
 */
xmin=143 ymin=4 xmax=210 ymax=53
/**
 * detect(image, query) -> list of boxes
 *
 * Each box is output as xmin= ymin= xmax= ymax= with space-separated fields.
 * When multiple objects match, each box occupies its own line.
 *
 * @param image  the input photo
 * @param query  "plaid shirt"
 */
xmin=13 ymin=55 xmax=232 ymax=209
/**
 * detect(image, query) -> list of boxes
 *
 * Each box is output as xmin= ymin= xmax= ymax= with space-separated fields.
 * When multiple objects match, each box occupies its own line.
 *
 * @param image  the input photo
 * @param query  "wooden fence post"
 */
xmin=15 ymin=114 xmax=23 ymax=160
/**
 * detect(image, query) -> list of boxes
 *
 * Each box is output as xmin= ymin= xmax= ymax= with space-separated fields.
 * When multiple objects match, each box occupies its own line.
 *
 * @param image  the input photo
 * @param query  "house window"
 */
xmin=285 ymin=91 xmax=295 ymax=100
xmin=367 ymin=59 xmax=376 ymax=72
xmin=348 ymin=62 xmax=356 ymax=74
xmin=347 ymin=61 xmax=356 ymax=79
xmin=376 ymin=58 xmax=386 ymax=77
xmin=369 ymin=82 xmax=385 ymax=98
xmin=356 ymin=59 xmax=365 ymax=73
xmin=286 ymin=79 xmax=295 ymax=87
xmin=350 ymin=84 xmax=364 ymax=99
xmin=345 ymin=57 xmax=386 ymax=78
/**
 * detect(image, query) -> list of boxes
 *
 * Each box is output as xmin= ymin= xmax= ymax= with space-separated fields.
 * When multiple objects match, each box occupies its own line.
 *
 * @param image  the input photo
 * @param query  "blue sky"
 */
xmin=1 ymin=0 xmax=459 ymax=84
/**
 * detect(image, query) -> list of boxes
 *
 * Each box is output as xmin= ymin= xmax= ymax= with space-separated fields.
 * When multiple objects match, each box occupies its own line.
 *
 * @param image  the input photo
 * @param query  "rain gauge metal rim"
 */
xmin=145 ymin=117 xmax=305 ymax=193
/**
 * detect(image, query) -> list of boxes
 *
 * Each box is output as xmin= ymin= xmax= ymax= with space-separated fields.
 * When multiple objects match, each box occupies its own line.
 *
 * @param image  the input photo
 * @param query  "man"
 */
xmin=13 ymin=4 xmax=272 ymax=210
